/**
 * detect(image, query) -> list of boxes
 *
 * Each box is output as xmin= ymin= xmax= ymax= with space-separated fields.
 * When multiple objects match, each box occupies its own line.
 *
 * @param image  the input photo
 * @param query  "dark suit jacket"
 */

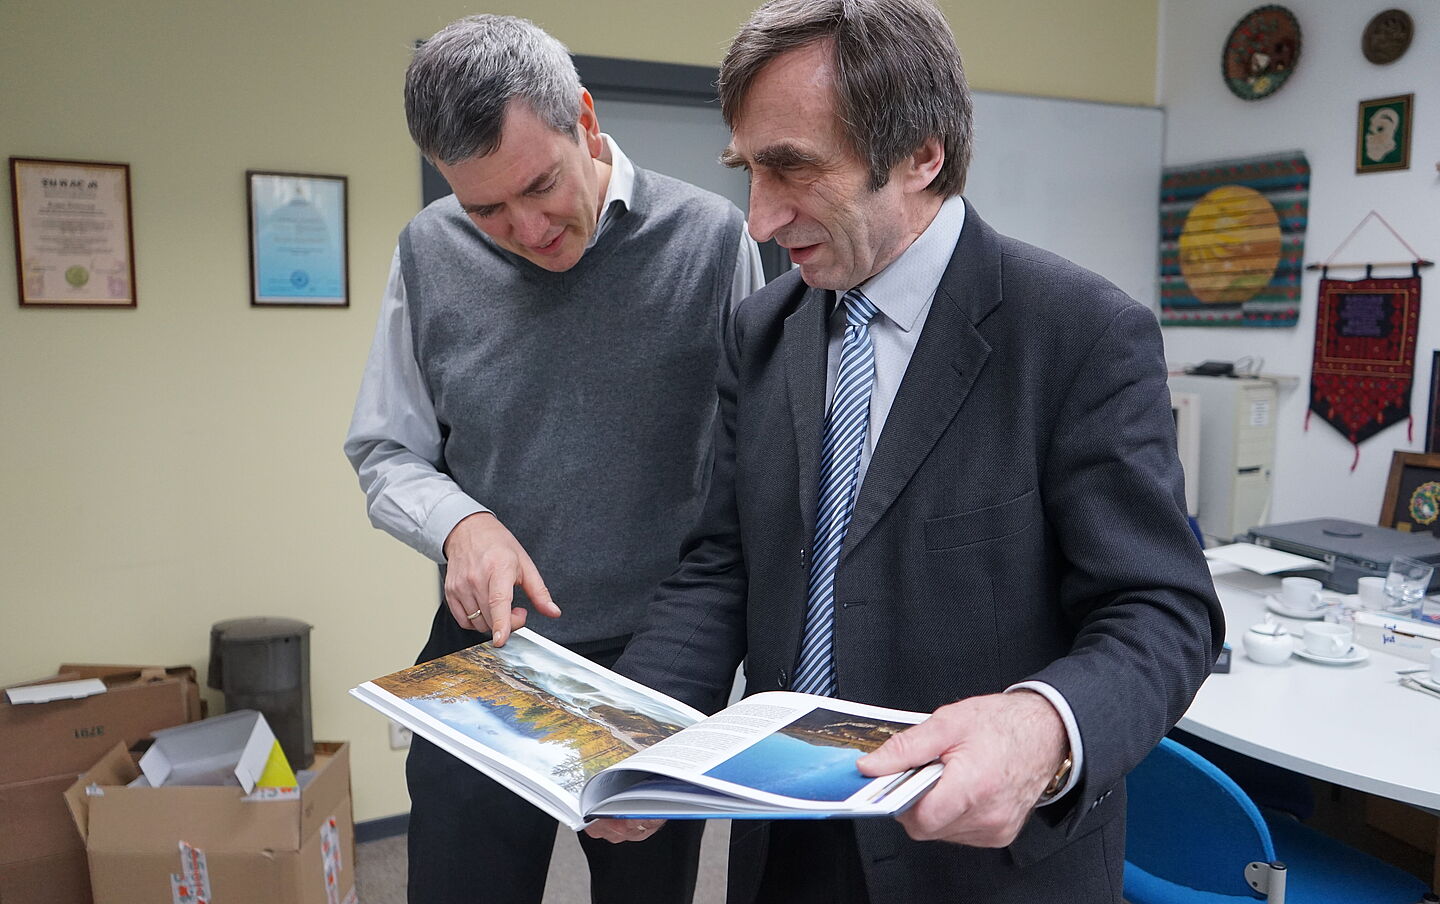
xmin=616 ymin=203 xmax=1223 ymax=902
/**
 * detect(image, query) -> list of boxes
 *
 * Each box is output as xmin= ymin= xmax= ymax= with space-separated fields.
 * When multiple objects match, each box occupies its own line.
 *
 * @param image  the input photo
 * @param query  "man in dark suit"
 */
xmin=584 ymin=0 xmax=1223 ymax=900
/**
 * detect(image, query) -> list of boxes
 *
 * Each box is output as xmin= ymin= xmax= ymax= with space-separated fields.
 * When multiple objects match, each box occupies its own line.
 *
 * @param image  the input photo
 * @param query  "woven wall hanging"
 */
xmin=1306 ymin=212 xmax=1433 ymax=468
xmin=1160 ymin=152 xmax=1309 ymax=327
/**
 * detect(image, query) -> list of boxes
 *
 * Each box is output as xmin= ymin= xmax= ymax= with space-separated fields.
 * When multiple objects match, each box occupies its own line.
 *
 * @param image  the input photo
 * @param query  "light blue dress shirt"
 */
xmin=827 ymin=194 xmax=1082 ymax=802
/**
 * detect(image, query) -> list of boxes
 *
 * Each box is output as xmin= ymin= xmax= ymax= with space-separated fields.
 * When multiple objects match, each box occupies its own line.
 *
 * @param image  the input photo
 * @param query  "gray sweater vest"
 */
xmin=399 ymin=167 xmax=744 ymax=644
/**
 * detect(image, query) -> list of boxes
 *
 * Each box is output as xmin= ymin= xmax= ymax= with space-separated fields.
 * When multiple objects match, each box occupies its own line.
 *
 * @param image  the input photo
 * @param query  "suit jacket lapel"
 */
xmin=842 ymin=205 xmax=1004 ymax=560
xmin=784 ymin=285 xmax=832 ymax=542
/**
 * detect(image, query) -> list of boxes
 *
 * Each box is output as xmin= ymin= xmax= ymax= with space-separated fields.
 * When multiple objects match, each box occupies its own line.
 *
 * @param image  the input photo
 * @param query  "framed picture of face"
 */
xmin=1380 ymin=450 xmax=1440 ymax=532
xmin=1356 ymin=93 xmax=1412 ymax=173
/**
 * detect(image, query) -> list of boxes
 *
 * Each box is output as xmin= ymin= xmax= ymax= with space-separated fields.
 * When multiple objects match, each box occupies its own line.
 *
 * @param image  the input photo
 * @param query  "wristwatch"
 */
xmin=1043 ymin=753 xmax=1074 ymax=797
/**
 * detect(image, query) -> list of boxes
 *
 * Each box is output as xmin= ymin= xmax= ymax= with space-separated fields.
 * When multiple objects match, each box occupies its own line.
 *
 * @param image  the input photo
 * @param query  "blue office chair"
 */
xmin=1125 ymin=738 xmax=1432 ymax=903
xmin=1168 ymin=728 xmax=1315 ymax=822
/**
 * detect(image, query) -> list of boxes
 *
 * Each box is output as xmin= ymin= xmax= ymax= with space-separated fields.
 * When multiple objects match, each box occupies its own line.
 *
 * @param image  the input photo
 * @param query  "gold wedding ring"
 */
xmin=465 ymin=609 xmax=483 ymax=620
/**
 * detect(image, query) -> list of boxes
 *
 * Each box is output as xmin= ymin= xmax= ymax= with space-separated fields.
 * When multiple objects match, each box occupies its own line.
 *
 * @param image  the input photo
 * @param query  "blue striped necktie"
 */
xmin=793 ymin=289 xmax=879 ymax=697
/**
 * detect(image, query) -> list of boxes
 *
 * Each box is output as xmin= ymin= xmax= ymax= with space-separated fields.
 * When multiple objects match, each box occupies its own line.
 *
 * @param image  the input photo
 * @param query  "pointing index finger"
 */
xmin=486 ymin=559 xmax=518 ymax=646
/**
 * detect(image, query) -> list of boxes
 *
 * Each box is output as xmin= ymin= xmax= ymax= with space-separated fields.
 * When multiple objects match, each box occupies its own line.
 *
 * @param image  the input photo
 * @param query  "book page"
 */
xmin=351 ymin=628 xmax=704 ymax=826
xmin=351 ymin=684 xmax=584 ymax=825
xmin=581 ymin=692 xmax=939 ymax=815
xmin=1204 ymin=542 xmax=1324 ymax=575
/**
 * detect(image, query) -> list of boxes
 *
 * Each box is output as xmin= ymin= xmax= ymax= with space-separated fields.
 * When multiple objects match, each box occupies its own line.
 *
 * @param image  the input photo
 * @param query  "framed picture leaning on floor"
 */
xmin=1380 ymin=450 xmax=1440 ymax=532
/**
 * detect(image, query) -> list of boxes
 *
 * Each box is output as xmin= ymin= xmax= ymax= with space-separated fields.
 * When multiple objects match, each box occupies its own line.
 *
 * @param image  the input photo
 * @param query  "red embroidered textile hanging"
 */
xmin=1309 ymin=265 xmax=1422 ymax=465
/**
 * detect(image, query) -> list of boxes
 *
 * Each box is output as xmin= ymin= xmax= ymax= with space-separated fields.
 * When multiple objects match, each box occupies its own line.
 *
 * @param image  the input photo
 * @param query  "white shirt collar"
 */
xmin=599 ymin=133 xmax=635 ymax=211
xmin=851 ymin=194 xmax=967 ymax=331
xmin=588 ymin=134 xmax=634 ymax=249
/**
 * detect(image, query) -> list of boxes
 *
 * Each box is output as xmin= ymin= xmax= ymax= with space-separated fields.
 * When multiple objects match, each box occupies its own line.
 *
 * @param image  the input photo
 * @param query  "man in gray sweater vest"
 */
xmin=343 ymin=15 xmax=761 ymax=904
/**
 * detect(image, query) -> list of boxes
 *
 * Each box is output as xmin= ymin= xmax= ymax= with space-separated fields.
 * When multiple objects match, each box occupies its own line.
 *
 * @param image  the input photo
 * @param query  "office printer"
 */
xmin=1246 ymin=518 xmax=1440 ymax=593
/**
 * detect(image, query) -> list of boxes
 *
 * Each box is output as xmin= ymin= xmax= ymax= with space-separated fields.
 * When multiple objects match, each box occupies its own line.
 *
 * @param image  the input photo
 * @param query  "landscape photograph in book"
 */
xmin=371 ymin=634 xmax=698 ymax=793
xmin=703 ymin=708 xmax=910 ymax=802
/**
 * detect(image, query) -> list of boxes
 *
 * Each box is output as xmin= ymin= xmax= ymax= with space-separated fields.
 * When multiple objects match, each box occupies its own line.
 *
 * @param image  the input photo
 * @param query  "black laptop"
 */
xmin=1246 ymin=518 xmax=1440 ymax=592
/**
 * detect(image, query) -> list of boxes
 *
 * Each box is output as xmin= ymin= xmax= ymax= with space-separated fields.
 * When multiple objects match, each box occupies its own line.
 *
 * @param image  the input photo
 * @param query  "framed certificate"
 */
xmin=10 ymin=157 xmax=138 ymax=307
xmin=246 ymin=170 xmax=348 ymax=307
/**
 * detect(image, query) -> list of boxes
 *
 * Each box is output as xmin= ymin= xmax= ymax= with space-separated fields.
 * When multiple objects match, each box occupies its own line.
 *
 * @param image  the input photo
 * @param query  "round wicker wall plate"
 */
xmin=1362 ymin=9 xmax=1413 ymax=65
xmin=1222 ymin=5 xmax=1302 ymax=101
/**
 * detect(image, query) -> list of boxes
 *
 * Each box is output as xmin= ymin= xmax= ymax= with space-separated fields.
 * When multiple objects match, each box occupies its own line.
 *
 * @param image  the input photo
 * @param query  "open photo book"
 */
xmin=349 ymin=628 xmax=943 ymax=830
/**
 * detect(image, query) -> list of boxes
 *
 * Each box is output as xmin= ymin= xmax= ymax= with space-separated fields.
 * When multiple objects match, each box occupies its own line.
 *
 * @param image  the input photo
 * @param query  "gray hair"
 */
xmin=718 ymin=0 xmax=973 ymax=196
xmin=405 ymin=15 xmax=582 ymax=165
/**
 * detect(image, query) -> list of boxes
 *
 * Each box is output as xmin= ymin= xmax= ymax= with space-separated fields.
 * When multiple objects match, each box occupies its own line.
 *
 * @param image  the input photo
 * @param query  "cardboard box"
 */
xmin=66 ymin=741 xmax=356 ymax=904
xmin=0 ymin=850 xmax=91 ymax=904
xmin=1 ymin=665 xmax=203 ymax=785
xmin=0 ymin=773 xmax=95 ymax=904
xmin=139 ymin=710 xmax=282 ymax=792
xmin=0 ymin=773 xmax=87 ymax=867
xmin=0 ymin=665 xmax=202 ymax=904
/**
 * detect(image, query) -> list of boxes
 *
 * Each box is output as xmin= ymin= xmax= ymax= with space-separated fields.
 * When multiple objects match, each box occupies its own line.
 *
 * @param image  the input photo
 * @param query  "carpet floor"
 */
xmin=355 ymin=820 xmax=731 ymax=904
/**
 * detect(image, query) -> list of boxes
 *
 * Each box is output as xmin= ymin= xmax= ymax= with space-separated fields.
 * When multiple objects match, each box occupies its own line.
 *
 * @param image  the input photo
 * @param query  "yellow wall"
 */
xmin=0 ymin=0 xmax=1157 ymax=822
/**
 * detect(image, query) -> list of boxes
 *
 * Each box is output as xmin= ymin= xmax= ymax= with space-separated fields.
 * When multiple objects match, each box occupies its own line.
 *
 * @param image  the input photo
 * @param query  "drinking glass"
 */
xmin=1383 ymin=554 xmax=1434 ymax=615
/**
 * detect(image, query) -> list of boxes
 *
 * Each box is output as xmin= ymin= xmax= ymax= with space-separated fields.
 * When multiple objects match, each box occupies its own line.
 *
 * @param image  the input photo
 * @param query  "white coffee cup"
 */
xmin=1303 ymin=622 xmax=1353 ymax=658
xmin=1356 ymin=576 xmax=1388 ymax=609
xmin=1281 ymin=576 xmax=1324 ymax=611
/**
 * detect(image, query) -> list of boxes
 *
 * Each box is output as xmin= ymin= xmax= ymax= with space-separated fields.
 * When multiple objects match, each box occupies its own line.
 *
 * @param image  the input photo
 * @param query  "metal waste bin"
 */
xmin=207 ymin=617 xmax=314 ymax=769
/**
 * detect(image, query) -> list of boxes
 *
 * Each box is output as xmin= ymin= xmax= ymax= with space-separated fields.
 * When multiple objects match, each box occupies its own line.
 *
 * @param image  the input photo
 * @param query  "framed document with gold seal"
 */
xmin=9 ymin=157 xmax=137 ymax=307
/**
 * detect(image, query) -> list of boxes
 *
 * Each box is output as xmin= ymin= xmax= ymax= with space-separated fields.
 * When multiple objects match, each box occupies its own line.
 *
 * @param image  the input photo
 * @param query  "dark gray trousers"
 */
xmin=405 ymin=611 xmax=703 ymax=904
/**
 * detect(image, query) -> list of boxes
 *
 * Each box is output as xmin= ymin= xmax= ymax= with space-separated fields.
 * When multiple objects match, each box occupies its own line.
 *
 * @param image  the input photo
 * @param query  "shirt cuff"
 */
xmin=421 ymin=494 xmax=492 ymax=563
xmin=1005 ymin=680 xmax=1082 ymax=805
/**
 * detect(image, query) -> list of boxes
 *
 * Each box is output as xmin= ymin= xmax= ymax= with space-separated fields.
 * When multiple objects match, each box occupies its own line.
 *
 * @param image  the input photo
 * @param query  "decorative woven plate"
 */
xmin=1222 ymin=5 xmax=1302 ymax=101
xmin=1362 ymin=9 xmax=1413 ymax=65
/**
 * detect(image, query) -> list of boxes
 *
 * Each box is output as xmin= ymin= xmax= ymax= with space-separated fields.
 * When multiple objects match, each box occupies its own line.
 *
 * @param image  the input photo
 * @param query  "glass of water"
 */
xmin=1384 ymin=554 xmax=1434 ymax=615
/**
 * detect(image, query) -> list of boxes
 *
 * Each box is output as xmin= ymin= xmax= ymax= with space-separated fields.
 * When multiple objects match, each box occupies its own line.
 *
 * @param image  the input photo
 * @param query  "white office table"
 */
xmin=1178 ymin=562 xmax=1440 ymax=813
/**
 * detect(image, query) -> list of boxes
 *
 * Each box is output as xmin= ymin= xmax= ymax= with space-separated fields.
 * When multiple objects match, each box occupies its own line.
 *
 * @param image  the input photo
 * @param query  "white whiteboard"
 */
xmin=600 ymin=91 xmax=1163 ymax=306
xmin=965 ymin=91 xmax=1163 ymax=307
xmin=597 ymin=98 xmax=750 ymax=208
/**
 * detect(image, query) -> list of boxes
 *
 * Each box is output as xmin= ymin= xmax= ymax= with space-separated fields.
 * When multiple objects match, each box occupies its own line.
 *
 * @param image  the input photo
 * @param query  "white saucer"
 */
xmin=1291 ymin=644 xmax=1369 ymax=665
xmin=1263 ymin=594 xmax=1328 ymax=620
xmin=1408 ymin=673 xmax=1440 ymax=693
